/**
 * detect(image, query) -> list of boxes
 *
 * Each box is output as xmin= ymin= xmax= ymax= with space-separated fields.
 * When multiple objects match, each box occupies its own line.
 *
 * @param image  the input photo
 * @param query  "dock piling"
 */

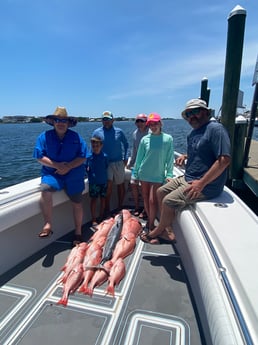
xmin=220 ymin=5 xmax=246 ymax=182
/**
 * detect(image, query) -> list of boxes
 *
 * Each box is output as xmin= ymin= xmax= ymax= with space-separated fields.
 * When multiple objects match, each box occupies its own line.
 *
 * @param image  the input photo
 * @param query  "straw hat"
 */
xmin=45 ymin=106 xmax=77 ymax=127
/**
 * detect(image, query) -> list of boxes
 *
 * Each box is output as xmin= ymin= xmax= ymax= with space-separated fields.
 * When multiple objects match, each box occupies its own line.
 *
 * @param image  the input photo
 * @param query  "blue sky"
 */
xmin=0 ymin=0 xmax=257 ymax=118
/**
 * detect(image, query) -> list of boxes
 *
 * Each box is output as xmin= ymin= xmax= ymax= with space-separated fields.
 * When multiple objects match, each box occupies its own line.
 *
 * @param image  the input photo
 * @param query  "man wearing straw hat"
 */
xmin=33 ymin=106 xmax=87 ymax=246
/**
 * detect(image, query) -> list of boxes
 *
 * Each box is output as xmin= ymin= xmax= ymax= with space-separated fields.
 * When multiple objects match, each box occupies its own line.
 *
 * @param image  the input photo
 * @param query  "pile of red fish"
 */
xmin=57 ymin=209 xmax=142 ymax=306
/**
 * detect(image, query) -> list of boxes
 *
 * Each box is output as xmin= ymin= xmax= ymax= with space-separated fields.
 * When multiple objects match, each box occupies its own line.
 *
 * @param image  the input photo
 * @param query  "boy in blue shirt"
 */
xmin=86 ymin=135 xmax=109 ymax=226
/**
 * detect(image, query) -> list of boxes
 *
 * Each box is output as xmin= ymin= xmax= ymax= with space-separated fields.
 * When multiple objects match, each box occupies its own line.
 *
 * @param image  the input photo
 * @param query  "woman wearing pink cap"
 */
xmin=132 ymin=113 xmax=174 ymax=240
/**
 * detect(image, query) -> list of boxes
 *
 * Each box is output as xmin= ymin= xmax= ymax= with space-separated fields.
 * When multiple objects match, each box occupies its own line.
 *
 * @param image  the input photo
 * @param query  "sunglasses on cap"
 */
xmin=53 ymin=118 xmax=69 ymax=123
xmin=184 ymin=108 xmax=202 ymax=118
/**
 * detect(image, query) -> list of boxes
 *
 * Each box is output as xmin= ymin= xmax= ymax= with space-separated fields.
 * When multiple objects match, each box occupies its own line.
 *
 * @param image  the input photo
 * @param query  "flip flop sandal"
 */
xmin=139 ymin=211 xmax=148 ymax=219
xmin=140 ymin=232 xmax=176 ymax=245
xmin=140 ymin=233 xmax=162 ymax=244
xmin=38 ymin=229 xmax=53 ymax=238
xmin=139 ymin=223 xmax=149 ymax=238
xmin=157 ymin=236 xmax=177 ymax=245
xmin=133 ymin=209 xmax=141 ymax=216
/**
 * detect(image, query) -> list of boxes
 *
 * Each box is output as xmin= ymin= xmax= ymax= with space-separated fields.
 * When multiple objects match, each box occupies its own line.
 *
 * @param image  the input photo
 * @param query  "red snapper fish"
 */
xmin=58 ymin=244 xmax=88 ymax=284
xmin=57 ymin=264 xmax=84 ymax=306
xmin=78 ymin=248 xmax=103 ymax=293
xmin=105 ymin=258 xmax=126 ymax=296
xmin=89 ymin=218 xmax=115 ymax=242
xmin=111 ymin=232 xmax=136 ymax=263
xmin=90 ymin=235 xmax=106 ymax=249
xmin=121 ymin=209 xmax=132 ymax=222
xmin=60 ymin=242 xmax=88 ymax=272
xmin=121 ymin=217 xmax=142 ymax=237
xmin=85 ymin=261 xmax=113 ymax=297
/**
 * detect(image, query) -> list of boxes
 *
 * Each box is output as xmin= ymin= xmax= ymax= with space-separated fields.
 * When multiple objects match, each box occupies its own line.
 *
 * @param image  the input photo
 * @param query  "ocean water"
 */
xmin=0 ymin=119 xmax=188 ymax=189
xmin=1 ymin=120 xmax=258 ymax=190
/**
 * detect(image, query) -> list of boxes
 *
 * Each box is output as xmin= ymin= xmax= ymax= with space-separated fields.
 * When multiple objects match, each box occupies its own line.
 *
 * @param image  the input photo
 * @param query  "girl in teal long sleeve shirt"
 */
xmin=133 ymin=113 xmax=174 ymax=232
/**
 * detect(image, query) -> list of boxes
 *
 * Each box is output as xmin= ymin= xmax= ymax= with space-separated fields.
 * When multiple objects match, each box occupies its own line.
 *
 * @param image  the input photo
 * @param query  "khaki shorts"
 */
xmin=160 ymin=176 xmax=206 ymax=211
xmin=107 ymin=161 xmax=125 ymax=185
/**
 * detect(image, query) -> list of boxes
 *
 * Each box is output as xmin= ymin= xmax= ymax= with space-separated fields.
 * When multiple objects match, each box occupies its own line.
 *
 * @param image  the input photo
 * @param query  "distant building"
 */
xmin=2 ymin=116 xmax=34 ymax=123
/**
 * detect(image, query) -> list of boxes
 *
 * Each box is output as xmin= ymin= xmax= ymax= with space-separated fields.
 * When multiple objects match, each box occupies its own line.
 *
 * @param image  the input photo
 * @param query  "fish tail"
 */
xmin=78 ymin=283 xmax=87 ymax=293
xmin=105 ymin=285 xmax=115 ymax=297
xmin=57 ymin=295 xmax=68 ymax=307
xmin=84 ymin=287 xmax=93 ymax=297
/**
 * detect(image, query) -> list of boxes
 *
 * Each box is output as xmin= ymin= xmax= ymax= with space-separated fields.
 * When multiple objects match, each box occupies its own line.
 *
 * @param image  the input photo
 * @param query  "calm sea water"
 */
xmin=1 ymin=120 xmax=258 ymax=190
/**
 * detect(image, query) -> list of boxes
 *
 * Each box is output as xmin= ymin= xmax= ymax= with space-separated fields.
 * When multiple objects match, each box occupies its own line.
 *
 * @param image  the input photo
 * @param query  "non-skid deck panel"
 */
xmin=0 ymin=236 xmax=202 ymax=345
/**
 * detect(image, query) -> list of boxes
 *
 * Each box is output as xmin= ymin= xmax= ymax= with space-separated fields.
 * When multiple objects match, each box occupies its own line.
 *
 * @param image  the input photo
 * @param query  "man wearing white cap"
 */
xmin=92 ymin=111 xmax=129 ymax=215
xmin=141 ymin=99 xmax=231 ymax=244
xmin=127 ymin=114 xmax=149 ymax=216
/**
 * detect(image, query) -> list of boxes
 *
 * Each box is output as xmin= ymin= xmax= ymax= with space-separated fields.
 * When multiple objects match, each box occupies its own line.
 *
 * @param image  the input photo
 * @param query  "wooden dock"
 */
xmin=243 ymin=140 xmax=258 ymax=197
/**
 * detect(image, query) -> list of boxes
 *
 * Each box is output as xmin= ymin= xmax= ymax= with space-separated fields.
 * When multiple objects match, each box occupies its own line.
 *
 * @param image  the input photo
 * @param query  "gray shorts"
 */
xmin=107 ymin=161 xmax=125 ymax=185
xmin=160 ymin=176 xmax=206 ymax=210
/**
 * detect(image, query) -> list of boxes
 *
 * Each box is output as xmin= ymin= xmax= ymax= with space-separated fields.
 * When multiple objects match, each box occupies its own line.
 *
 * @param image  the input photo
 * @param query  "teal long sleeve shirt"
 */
xmin=133 ymin=132 xmax=174 ymax=183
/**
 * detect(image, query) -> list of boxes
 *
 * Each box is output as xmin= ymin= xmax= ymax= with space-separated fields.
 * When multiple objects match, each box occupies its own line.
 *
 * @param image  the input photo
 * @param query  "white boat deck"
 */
xmin=0 ymin=222 xmax=203 ymax=345
xmin=1 ymin=163 xmax=258 ymax=344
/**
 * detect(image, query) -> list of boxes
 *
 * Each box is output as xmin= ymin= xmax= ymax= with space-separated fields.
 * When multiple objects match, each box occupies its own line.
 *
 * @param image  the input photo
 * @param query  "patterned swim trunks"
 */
xmin=89 ymin=183 xmax=107 ymax=198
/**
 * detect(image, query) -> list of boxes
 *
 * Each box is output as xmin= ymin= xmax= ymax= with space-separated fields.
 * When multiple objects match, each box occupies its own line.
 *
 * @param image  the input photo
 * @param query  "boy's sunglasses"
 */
xmin=184 ymin=108 xmax=201 ymax=118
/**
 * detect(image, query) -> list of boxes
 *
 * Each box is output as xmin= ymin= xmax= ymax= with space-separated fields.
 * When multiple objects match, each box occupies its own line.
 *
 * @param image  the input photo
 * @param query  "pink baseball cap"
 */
xmin=146 ymin=112 xmax=161 ymax=125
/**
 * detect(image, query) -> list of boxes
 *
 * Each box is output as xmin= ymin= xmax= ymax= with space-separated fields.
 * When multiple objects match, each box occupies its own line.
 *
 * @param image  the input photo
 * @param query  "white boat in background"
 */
xmin=0 ymin=153 xmax=258 ymax=345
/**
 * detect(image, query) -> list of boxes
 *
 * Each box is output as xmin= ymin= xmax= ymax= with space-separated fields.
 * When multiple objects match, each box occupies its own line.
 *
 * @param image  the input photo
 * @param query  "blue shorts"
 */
xmin=89 ymin=183 xmax=107 ymax=198
xmin=41 ymin=174 xmax=85 ymax=201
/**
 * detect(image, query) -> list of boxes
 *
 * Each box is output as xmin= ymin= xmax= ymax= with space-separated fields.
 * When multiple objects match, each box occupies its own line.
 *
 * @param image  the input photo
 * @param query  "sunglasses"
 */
xmin=53 ymin=118 xmax=69 ymax=123
xmin=184 ymin=108 xmax=201 ymax=118
xmin=91 ymin=141 xmax=102 ymax=145
xmin=135 ymin=119 xmax=146 ymax=123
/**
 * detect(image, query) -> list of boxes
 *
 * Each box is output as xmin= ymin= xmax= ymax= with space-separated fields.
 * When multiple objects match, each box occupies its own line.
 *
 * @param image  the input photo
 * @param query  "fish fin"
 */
xmin=90 ymin=226 xmax=98 ymax=232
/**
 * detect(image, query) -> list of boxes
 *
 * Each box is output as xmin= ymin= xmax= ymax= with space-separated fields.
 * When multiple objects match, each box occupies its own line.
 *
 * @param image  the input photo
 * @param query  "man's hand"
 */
xmin=184 ymin=180 xmax=204 ymax=199
xmin=175 ymin=154 xmax=187 ymax=167
xmin=54 ymin=162 xmax=71 ymax=175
